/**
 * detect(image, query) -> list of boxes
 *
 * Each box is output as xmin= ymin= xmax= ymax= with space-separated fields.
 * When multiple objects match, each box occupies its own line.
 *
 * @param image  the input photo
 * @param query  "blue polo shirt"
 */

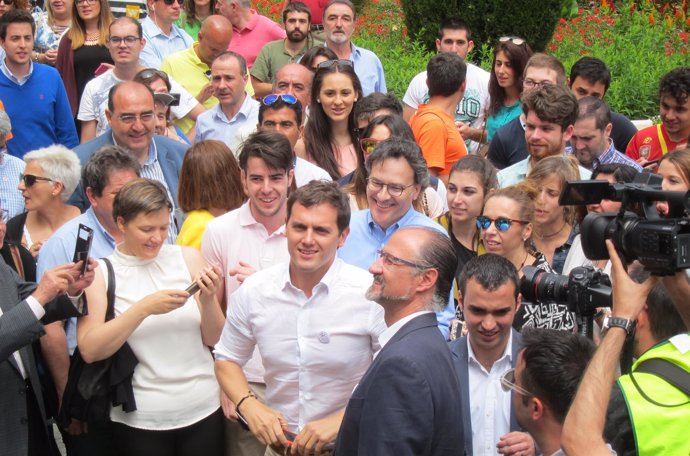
xmin=338 ymin=206 xmax=454 ymax=338
xmin=325 ymin=42 xmax=386 ymax=96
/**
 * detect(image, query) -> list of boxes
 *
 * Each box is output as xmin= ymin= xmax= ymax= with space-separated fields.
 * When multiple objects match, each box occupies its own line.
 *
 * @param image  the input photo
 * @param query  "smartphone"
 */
xmin=643 ymin=159 xmax=660 ymax=168
xmin=236 ymin=411 xmax=250 ymax=431
xmin=185 ymin=282 xmax=200 ymax=295
xmin=94 ymin=63 xmax=110 ymax=76
xmin=72 ymin=224 xmax=94 ymax=276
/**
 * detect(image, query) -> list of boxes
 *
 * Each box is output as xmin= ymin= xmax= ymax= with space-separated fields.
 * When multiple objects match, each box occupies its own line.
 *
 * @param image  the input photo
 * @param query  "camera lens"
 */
xmin=520 ymin=267 xmax=570 ymax=304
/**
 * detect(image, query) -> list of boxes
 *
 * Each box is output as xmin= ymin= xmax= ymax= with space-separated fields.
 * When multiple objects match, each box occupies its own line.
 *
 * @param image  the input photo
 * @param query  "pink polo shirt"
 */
xmin=227 ymin=10 xmax=286 ymax=69
xmin=294 ymin=0 xmax=328 ymax=25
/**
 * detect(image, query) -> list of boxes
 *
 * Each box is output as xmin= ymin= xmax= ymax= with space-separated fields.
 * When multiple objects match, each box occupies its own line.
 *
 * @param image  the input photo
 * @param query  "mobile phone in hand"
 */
xmin=72 ymin=224 xmax=94 ymax=276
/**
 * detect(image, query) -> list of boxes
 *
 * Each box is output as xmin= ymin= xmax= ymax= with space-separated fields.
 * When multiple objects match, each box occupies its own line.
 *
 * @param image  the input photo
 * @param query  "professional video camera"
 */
xmin=559 ymin=171 xmax=690 ymax=276
xmin=521 ymin=266 xmax=611 ymax=339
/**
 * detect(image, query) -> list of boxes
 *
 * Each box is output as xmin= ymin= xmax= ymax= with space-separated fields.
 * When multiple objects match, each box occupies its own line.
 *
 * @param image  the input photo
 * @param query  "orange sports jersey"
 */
xmin=626 ymin=124 xmax=688 ymax=162
xmin=0 ymin=99 xmax=12 ymax=141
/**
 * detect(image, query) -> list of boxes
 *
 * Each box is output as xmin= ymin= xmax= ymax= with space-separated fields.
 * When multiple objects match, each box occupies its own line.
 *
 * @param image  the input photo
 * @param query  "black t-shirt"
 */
xmin=73 ymin=44 xmax=114 ymax=108
xmin=487 ymin=116 xmax=528 ymax=170
xmin=610 ymin=111 xmax=638 ymax=152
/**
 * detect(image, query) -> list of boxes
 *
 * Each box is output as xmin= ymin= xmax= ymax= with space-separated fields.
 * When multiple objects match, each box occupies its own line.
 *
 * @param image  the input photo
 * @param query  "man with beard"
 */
xmin=251 ymin=2 xmax=320 ymax=97
xmin=322 ymin=0 xmax=385 ymax=95
xmin=335 ymin=226 xmax=464 ymax=456
xmin=497 ymin=84 xmax=590 ymax=187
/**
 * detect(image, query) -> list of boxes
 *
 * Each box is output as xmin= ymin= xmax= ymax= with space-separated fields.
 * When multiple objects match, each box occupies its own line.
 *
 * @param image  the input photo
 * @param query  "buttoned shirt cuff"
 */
xmin=26 ymin=296 xmax=46 ymax=320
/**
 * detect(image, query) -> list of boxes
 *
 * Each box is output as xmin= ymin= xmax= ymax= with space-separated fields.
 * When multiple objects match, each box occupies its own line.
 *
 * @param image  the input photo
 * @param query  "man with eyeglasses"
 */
xmin=251 ymin=2 xmax=319 ymax=98
xmin=0 ymin=10 xmax=78 ymax=158
xmin=448 ymin=254 xmax=535 ymax=456
xmin=409 ymin=52 xmax=468 ymax=186
xmin=497 ymin=84 xmax=591 ymax=188
xmin=502 ymin=328 xmax=594 ymax=456
xmin=402 ymin=18 xmax=490 ymax=153
xmin=322 ymin=0 xmax=385 ymax=96
xmin=0 ymin=109 xmax=24 ymax=219
xmin=488 ymin=54 xmax=567 ymax=170
xmin=78 ymin=17 xmax=204 ymax=142
xmin=70 ymin=81 xmax=185 ymax=242
xmin=214 ymin=180 xmax=385 ymax=456
xmin=139 ymin=0 xmax=193 ymax=69
xmin=195 ymin=51 xmax=259 ymax=154
xmin=338 ymin=138 xmax=456 ymax=339
xmin=256 ymin=93 xmax=331 ymax=186
xmin=336 ymin=226 xmax=464 ymax=456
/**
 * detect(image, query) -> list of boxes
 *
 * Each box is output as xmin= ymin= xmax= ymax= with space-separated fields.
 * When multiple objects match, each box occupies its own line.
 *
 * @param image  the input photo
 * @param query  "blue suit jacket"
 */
xmin=335 ymin=312 xmax=465 ymax=456
xmin=449 ymin=329 xmax=523 ymax=456
xmin=68 ymin=131 xmax=187 ymax=211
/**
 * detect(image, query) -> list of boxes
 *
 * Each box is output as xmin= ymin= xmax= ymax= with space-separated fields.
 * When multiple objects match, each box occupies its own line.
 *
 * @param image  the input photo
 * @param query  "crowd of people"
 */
xmin=1 ymin=0 xmax=690 ymax=455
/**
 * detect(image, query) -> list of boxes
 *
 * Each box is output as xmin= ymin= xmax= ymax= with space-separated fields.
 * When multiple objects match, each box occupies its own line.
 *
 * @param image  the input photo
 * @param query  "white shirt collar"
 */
xmin=377 ymin=310 xmax=433 ymax=351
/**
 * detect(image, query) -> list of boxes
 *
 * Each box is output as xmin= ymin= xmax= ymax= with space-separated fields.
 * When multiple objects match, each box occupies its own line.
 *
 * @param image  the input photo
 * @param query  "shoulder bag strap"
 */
xmin=101 ymin=258 xmax=116 ymax=322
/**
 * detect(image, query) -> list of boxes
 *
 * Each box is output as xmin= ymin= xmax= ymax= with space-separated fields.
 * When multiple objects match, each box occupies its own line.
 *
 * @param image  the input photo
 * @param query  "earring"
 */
xmin=317 ymin=99 xmax=321 ymax=103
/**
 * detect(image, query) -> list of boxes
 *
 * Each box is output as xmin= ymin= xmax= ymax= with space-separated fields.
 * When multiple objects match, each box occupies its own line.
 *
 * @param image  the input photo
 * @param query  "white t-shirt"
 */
xmin=77 ymin=69 xmax=199 ymax=137
xmin=403 ymin=62 xmax=490 ymax=153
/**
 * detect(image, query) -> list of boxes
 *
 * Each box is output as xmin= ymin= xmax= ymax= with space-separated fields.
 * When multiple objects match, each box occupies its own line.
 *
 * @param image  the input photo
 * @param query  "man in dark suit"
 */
xmin=335 ymin=226 xmax=464 ymax=456
xmin=450 ymin=254 xmax=534 ymax=456
xmin=68 ymin=81 xmax=187 ymax=214
xmin=0 ymin=257 xmax=94 ymax=456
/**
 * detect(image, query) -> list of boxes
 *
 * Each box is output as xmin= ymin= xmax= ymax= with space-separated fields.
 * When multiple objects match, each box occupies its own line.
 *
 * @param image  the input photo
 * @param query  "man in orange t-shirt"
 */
xmin=626 ymin=67 xmax=690 ymax=164
xmin=410 ymin=52 xmax=468 ymax=185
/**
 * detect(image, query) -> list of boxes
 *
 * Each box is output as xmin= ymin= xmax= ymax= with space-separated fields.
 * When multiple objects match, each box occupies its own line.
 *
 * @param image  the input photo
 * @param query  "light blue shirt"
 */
xmin=0 ymin=55 xmax=33 ymax=86
xmin=497 ymin=156 xmax=592 ymax=188
xmin=0 ymin=148 xmax=25 ymax=218
xmin=326 ymin=42 xmax=386 ymax=96
xmin=37 ymin=207 xmax=117 ymax=354
xmin=338 ymin=206 xmax=455 ymax=338
xmin=194 ymin=94 xmax=260 ymax=154
xmin=139 ymin=16 xmax=194 ymax=69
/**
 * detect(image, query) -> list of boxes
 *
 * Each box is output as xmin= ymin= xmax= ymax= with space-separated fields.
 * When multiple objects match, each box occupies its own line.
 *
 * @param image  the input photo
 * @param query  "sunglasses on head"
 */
xmin=20 ymin=174 xmax=55 ymax=188
xmin=262 ymin=94 xmax=298 ymax=106
xmin=137 ymin=68 xmax=170 ymax=84
xmin=317 ymin=59 xmax=354 ymax=69
xmin=476 ymin=215 xmax=528 ymax=232
xmin=498 ymin=36 xmax=526 ymax=46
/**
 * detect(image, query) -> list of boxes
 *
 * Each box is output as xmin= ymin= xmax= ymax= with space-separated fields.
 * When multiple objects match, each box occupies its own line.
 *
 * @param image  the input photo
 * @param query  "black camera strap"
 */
xmin=629 ymin=358 xmax=690 ymax=407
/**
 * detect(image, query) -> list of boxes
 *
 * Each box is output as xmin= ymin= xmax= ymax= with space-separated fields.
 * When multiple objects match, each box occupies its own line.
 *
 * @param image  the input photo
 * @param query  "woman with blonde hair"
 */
xmin=33 ymin=0 xmax=73 ymax=65
xmin=176 ymin=140 xmax=246 ymax=249
xmin=524 ymin=155 xmax=581 ymax=273
xmin=56 ymin=0 xmax=113 ymax=121
xmin=6 ymin=145 xmax=81 ymax=258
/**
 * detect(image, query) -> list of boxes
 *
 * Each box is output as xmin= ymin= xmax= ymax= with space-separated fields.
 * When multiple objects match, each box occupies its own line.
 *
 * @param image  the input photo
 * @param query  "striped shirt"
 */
xmin=0 ymin=148 xmax=25 ymax=218
xmin=593 ymin=139 xmax=643 ymax=172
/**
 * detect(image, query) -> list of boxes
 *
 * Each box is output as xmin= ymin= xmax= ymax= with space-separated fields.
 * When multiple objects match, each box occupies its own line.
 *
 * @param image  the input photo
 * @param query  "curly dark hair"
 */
xmin=659 ymin=67 xmax=690 ymax=105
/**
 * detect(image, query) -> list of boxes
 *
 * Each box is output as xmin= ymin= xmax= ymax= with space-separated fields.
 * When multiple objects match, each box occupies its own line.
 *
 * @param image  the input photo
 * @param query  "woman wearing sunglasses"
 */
xmin=524 ymin=155 xmax=581 ymax=274
xmin=0 ymin=0 xmax=27 ymax=18
xmin=56 ymin=0 xmax=114 ymax=123
xmin=486 ymin=36 xmax=533 ymax=142
xmin=340 ymin=114 xmax=445 ymax=217
xmin=33 ymin=0 xmax=73 ymax=66
xmin=6 ymin=145 xmax=81 ymax=259
xmin=300 ymin=59 xmax=363 ymax=179
xmin=479 ymin=185 xmax=575 ymax=330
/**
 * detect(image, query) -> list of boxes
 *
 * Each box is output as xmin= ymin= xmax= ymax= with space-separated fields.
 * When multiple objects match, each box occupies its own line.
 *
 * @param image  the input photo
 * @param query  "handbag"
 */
xmin=58 ymin=258 xmax=138 ymax=428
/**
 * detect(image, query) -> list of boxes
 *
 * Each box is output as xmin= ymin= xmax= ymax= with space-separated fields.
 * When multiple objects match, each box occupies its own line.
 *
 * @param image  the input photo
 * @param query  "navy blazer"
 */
xmin=335 ymin=312 xmax=465 ymax=456
xmin=68 ymin=130 xmax=187 ymax=211
xmin=449 ymin=329 xmax=523 ymax=456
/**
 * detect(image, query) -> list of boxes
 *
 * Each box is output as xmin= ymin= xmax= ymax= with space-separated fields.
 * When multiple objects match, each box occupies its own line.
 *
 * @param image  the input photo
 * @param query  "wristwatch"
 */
xmin=602 ymin=316 xmax=636 ymax=335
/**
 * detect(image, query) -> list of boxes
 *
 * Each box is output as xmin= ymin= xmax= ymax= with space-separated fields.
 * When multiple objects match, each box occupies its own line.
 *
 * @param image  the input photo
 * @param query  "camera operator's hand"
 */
xmin=660 ymin=271 xmax=690 ymax=328
xmin=606 ymin=240 xmax=656 ymax=320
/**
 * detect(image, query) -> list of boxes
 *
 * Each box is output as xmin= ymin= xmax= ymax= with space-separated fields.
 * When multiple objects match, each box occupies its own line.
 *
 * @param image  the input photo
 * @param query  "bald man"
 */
xmin=272 ymin=63 xmax=314 ymax=114
xmin=161 ymin=15 xmax=254 ymax=134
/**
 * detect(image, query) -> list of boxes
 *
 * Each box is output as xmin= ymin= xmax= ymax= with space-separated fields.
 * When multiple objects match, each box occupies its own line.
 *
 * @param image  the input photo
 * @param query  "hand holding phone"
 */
xmin=185 ymin=281 xmax=200 ymax=295
xmin=72 ymin=224 xmax=94 ymax=276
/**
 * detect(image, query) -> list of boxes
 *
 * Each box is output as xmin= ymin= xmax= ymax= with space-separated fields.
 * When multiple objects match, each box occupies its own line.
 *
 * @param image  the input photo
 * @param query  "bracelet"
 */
xmin=236 ymin=390 xmax=257 ymax=413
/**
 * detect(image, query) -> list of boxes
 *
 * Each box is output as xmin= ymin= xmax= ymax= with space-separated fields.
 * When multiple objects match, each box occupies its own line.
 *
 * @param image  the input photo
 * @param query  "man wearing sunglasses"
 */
xmin=505 ymin=328 xmax=594 ymax=456
xmin=322 ymin=0 xmax=386 ymax=96
xmin=140 ymin=0 xmax=193 ymax=69
xmin=257 ymin=93 xmax=331 ymax=186
xmin=195 ymin=51 xmax=260 ymax=154
xmin=335 ymin=226 xmax=464 ymax=456
xmin=449 ymin=254 xmax=535 ymax=456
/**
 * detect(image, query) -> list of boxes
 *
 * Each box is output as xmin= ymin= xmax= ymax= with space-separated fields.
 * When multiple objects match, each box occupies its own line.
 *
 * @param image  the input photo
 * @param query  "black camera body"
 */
xmin=559 ymin=171 xmax=690 ymax=276
xmin=521 ymin=266 xmax=612 ymax=317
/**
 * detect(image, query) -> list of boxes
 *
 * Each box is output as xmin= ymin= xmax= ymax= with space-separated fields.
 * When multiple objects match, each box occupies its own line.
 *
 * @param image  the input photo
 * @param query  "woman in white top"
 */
xmin=77 ymin=178 xmax=225 ymax=456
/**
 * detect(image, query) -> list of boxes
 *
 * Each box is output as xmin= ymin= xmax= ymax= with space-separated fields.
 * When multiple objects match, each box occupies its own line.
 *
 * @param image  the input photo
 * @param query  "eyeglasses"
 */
xmin=0 ymin=0 xmax=15 ymax=6
xmin=317 ymin=59 xmax=354 ymax=69
xmin=20 ymin=174 xmax=55 ymax=187
xmin=523 ymin=79 xmax=554 ymax=90
xmin=499 ymin=36 xmax=527 ymax=46
xmin=375 ymin=249 xmax=422 ymax=269
xmin=76 ymin=0 xmax=97 ymax=6
xmin=162 ymin=0 xmax=184 ymax=5
xmin=0 ymin=208 xmax=7 ymax=224
xmin=359 ymin=137 xmax=379 ymax=156
xmin=117 ymin=112 xmax=155 ymax=124
xmin=476 ymin=216 xmax=529 ymax=232
xmin=262 ymin=94 xmax=298 ymax=106
xmin=500 ymin=368 xmax=533 ymax=397
xmin=108 ymin=35 xmax=140 ymax=46
xmin=366 ymin=178 xmax=416 ymax=197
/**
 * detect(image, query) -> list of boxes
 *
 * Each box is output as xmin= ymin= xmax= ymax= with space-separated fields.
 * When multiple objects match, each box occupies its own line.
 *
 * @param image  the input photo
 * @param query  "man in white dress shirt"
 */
xmin=214 ymin=180 xmax=385 ymax=456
